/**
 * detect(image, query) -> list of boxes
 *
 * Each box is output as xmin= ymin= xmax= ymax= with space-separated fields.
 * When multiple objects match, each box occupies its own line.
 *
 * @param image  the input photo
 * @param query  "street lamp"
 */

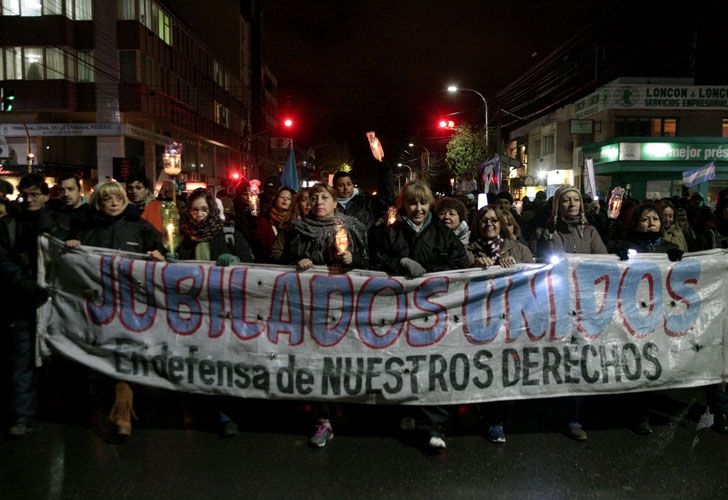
xmin=447 ymin=85 xmax=489 ymax=151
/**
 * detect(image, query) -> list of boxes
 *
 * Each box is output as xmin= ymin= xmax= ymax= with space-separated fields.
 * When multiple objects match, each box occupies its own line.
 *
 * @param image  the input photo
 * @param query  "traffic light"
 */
xmin=1 ymin=88 xmax=14 ymax=112
xmin=231 ymin=171 xmax=241 ymax=181
xmin=438 ymin=119 xmax=455 ymax=130
xmin=282 ymin=117 xmax=294 ymax=129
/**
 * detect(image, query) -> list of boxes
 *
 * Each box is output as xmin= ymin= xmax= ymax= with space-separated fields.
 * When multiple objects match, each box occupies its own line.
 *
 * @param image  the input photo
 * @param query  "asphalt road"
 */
xmin=1 ymin=368 xmax=727 ymax=499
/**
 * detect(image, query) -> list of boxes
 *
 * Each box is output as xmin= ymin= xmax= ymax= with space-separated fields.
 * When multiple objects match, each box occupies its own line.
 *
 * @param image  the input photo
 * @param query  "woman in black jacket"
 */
xmin=66 ymin=181 xmax=165 ymax=441
xmin=372 ymin=181 xmax=469 ymax=451
xmin=280 ymin=182 xmax=368 ymax=447
xmin=178 ymin=188 xmax=253 ymax=264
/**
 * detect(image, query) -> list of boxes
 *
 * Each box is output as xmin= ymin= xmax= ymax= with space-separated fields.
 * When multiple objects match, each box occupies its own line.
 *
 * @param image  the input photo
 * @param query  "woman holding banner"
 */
xmin=534 ymin=185 xmax=607 ymax=441
xmin=467 ymin=205 xmax=533 ymax=443
xmin=280 ymin=182 xmax=368 ymax=447
xmin=178 ymin=188 xmax=255 ymax=437
xmin=65 ymin=181 xmax=165 ymax=441
xmin=372 ymin=181 xmax=469 ymax=450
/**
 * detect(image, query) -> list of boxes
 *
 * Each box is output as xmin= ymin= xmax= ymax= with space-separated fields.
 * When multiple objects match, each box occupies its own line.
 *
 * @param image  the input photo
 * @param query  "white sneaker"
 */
xmin=428 ymin=436 xmax=447 ymax=449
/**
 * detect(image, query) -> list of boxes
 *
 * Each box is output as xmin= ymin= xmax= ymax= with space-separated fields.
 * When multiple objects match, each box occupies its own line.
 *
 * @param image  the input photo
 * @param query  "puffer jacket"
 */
xmin=73 ymin=204 xmax=164 ymax=254
xmin=372 ymin=213 xmax=470 ymax=275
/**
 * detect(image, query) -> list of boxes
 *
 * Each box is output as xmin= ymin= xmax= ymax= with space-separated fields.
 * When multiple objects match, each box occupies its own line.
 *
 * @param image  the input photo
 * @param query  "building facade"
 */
xmin=508 ymin=78 xmax=728 ymax=203
xmin=0 ymin=0 xmax=273 ymax=193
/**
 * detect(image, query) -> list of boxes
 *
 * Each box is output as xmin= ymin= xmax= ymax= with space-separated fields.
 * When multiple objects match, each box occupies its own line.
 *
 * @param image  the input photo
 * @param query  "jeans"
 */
xmin=5 ymin=315 xmax=36 ymax=420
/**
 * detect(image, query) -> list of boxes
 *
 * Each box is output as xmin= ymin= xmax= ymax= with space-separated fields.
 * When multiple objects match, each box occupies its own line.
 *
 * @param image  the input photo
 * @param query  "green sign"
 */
xmin=586 ymin=142 xmax=728 ymax=164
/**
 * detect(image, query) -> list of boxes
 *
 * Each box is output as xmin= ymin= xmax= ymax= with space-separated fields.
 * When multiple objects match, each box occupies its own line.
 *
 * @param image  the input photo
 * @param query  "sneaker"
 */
xmin=487 ymin=424 xmax=506 ymax=443
xmin=566 ymin=423 xmax=588 ymax=441
xmin=309 ymin=421 xmax=334 ymax=448
xmin=8 ymin=417 xmax=33 ymax=438
xmin=220 ymin=420 xmax=239 ymax=438
xmin=428 ymin=435 xmax=447 ymax=449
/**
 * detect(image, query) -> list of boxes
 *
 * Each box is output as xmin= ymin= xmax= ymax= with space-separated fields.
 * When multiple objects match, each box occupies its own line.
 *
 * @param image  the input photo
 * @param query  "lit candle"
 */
xmin=607 ymin=187 xmax=625 ymax=219
xmin=250 ymin=193 xmax=259 ymax=216
xmin=335 ymin=225 xmax=349 ymax=254
xmin=387 ymin=206 xmax=397 ymax=225
xmin=166 ymin=222 xmax=176 ymax=255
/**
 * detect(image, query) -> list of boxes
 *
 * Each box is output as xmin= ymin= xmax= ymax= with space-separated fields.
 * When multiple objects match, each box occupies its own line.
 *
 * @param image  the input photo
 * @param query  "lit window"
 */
xmin=4 ymin=47 xmax=22 ymax=80
xmin=44 ymin=0 xmax=62 ymax=15
xmin=21 ymin=0 xmax=41 ymax=16
xmin=722 ymin=119 xmax=728 ymax=138
xmin=45 ymin=47 xmax=64 ymax=79
xmin=24 ymin=47 xmax=43 ymax=79
xmin=663 ymin=118 xmax=677 ymax=137
xmin=651 ymin=118 xmax=662 ymax=137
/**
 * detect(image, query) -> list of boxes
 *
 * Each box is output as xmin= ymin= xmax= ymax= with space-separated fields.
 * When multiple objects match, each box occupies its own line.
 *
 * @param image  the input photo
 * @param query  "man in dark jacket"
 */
xmin=0 ymin=174 xmax=62 ymax=437
xmin=333 ymin=159 xmax=395 ymax=232
xmin=48 ymin=173 xmax=90 ymax=236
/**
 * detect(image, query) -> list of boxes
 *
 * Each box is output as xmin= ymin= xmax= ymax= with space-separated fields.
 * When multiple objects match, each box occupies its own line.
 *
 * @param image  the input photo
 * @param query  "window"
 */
xmin=651 ymin=117 xmax=677 ymax=137
xmin=45 ymin=47 xmax=64 ymax=79
xmin=722 ymin=119 xmax=728 ymax=138
xmin=77 ymin=50 xmax=93 ymax=82
xmin=3 ymin=0 xmax=20 ymax=15
xmin=118 ymin=0 xmax=135 ymax=19
xmin=24 ymin=47 xmax=43 ymax=79
xmin=533 ymin=140 xmax=541 ymax=158
xmin=72 ymin=0 xmax=91 ymax=20
xmin=543 ymin=135 xmax=555 ymax=155
xmin=119 ymin=50 xmax=137 ymax=82
xmin=615 ymin=118 xmax=651 ymax=136
xmin=21 ymin=0 xmax=41 ymax=16
xmin=44 ymin=0 xmax=61 ymax=15
xmin=4 ymin=47 xmax=22 ymax=80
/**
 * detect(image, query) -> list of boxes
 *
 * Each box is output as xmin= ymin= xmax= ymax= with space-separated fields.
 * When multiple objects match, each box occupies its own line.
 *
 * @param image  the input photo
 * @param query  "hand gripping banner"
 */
xmin=37 ymin=236 xmax=728 ymax=405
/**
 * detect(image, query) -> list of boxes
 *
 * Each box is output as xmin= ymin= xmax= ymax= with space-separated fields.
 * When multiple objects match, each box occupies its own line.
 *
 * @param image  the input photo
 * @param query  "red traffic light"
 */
xmin=438 ymin=119 xmax=456 ymax=130
xmin=232 ymin=171 xmax=241 ymax=180
xmin=283 ymin=118 xmax=294 ymax=128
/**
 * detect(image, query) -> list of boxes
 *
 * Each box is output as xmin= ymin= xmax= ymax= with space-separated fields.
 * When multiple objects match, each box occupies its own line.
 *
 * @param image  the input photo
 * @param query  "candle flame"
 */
xmin=387 ymin=206 xmax=397 ymax=225
xmin=335 ymin=225 xmax=349 ymax=254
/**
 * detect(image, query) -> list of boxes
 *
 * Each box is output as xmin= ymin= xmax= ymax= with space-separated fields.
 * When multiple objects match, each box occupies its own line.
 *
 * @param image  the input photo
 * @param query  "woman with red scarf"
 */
xmin=254 ymin=187 xmax=295 ymax=262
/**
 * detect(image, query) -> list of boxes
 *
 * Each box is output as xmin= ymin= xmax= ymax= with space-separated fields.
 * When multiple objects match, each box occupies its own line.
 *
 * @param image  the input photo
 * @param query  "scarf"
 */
xmin=337 ymin=188 xmax=360 ymax=209
xmin=182 ymin=213 xmax=224 ymax=242
xmin=269 ymin=205 xmax=290 ymax=226
xmin=484 ymin=236 xmax=504 ymax=263
xmin=402 ymin=212 xmax=432 ymax=234
xmin=452 ymin=220 xmax=470 ymax=245
xmin=290 ymin=214 xmax=368 ymax=266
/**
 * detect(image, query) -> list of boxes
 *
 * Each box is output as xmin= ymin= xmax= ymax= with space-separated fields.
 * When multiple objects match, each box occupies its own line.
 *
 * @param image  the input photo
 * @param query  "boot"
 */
xmin=713 ymin=412 xmax=728 ymax=434
xmin=107 ymin=382 xmax=137 ymax=438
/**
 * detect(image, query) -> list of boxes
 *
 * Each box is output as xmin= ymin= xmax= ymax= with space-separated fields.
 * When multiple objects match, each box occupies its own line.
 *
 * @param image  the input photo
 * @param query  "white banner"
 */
xmin=37 ymin=236 xmax=728 ymax=405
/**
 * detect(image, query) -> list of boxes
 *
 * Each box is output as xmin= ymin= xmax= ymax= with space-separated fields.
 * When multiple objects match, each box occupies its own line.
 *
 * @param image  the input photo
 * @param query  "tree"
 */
xmin=445 ymin=125 xmax=488 ymax=178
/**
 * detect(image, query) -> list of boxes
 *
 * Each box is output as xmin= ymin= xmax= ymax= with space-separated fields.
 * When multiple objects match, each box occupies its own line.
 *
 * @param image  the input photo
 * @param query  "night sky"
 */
xmin=264 ymin=1 xmax=613 ymax=160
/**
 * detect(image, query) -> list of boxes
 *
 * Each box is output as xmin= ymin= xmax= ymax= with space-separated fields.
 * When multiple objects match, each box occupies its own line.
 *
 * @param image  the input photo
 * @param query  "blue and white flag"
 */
xmin=280 ymin=146 xmax=298 ymax=189
xmin=683 ymin=161 xmax=716 ymax=188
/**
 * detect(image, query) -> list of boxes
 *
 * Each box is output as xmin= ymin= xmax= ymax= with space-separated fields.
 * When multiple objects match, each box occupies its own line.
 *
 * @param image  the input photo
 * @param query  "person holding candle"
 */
xmin=65 ymin=181 xmax=165 ymax=441
xmin=278 ymin=183 xmax=368 ymax=447
xmin=372 ymin=181 xmax=469 ymax=451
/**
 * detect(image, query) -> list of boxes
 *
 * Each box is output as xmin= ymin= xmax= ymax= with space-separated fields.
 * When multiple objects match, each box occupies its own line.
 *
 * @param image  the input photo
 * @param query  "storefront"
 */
xmin=582 ymin=137 xmax=728 ymax=204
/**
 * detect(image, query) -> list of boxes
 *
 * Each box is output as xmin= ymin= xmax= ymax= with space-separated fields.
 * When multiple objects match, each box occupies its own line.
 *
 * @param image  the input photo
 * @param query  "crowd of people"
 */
xmin=1 ymin=165 xmax=728 ymax=451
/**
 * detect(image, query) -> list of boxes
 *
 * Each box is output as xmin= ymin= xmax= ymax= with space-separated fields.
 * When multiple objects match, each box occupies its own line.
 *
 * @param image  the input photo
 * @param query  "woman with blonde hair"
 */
xmin=66 ymin=181 xmax=165 ymax=441
xmin=372 ymin=181 xmax=469 ymax=450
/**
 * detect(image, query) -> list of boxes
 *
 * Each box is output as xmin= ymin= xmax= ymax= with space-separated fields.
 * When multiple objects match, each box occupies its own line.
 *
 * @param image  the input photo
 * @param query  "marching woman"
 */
xmin=254 ymin=186 xmax=295 ymax=262
xmin=279 ymin=182 xmax=368 ymax=447
xmin=372 ymin=181 xmax=469 ymax=450
xmin=65 ymin=181 xmax=165 ymax=441
xmin=619 ymin=202 xmax=681 ymax=434
xmin=178 ymin=188 xmax=254 ymax=437
xmin=467 ymin=206 xmax=533 ymax=443
xmin=534 ymin=185 xmax=607 ymax=441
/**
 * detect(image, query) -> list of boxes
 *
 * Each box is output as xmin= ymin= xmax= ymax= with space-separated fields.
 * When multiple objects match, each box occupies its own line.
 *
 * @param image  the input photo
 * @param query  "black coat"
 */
xmin=73 ymin=204 xmax=164 ymax=254
xmin=372 ymin=214 xmax=470 ymax=275
xmin=178 ymin=227 xmax=254 ymax=263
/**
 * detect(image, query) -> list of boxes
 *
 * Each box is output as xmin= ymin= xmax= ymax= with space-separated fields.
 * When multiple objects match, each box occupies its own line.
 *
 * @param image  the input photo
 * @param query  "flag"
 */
xmin=682 ymin=161 xmax=716 ymax=188
xmin=280 ymin=147 xmax=298 ymax=189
